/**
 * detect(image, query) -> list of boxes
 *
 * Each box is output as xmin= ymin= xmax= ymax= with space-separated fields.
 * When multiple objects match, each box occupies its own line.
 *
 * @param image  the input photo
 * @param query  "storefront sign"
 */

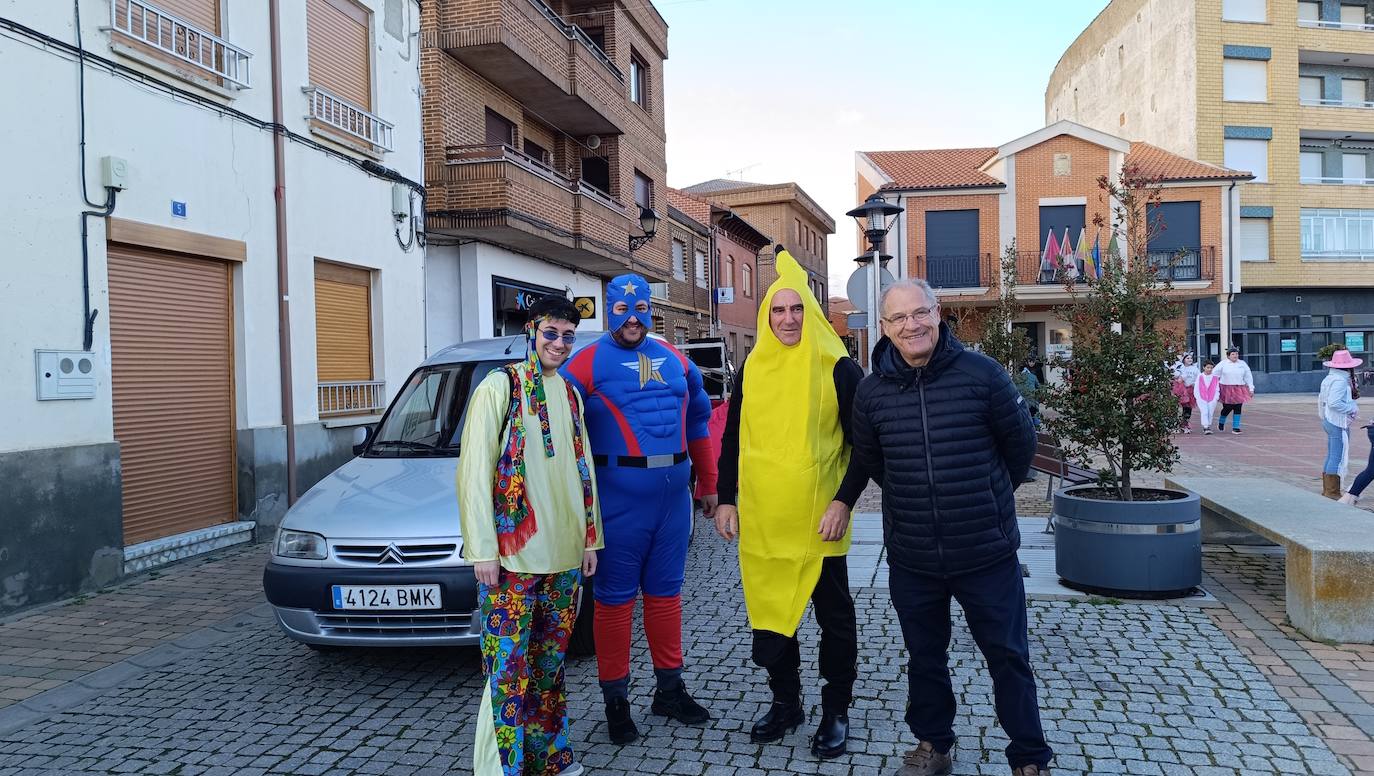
xmin=573 ymin=297 xmax=596 ymax=319
xmin=1346 ymin=332 xmax=1366 ymax=352
xmin=493 ymin=277 xmax=561 ymax=336
xmin=716 ymin=287 xmax=735 ymax=304
xmin=1280 ymin=338 xmax=1297 ymax=353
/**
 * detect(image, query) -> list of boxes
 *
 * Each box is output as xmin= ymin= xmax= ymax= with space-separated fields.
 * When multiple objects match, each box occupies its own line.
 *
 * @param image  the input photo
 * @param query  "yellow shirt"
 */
xmin=457 ymin=367 xmax=603 ymax=573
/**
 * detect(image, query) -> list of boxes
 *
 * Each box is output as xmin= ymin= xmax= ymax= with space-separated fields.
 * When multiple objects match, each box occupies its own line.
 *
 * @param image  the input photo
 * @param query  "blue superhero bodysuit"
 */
xmin=561 ymin=273 xmax=716 ymax=710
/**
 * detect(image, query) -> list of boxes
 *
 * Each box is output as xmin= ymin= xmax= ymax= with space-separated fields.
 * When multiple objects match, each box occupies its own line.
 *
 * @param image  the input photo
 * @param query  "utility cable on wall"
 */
xmin=72 ymin=0 xmax=118 ymax=352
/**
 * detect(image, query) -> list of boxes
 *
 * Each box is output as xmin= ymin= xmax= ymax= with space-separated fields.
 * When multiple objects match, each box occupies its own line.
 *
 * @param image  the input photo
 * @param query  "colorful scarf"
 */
xmin=490 ymin=322 xmax=597 ymax=556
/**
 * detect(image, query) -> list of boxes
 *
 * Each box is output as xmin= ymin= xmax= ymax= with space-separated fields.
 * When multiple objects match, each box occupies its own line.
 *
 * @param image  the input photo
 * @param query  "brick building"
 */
xmin=653 ymin=203 xmax=713 ymax=344
xmin=827 ymin=296 xmax=865 ymax=366
xmin=857 ymin=121 xmax=1250 ymax=376
xmin=1047 ymin=0 xmax=1374 ymax=391
xmin=665 ymin=189 xmax=770 ymax=363
xmin=419 ymin=0 xmax=671 ymax=345
xmin=681 ymin=179 xmax=836 ymax=313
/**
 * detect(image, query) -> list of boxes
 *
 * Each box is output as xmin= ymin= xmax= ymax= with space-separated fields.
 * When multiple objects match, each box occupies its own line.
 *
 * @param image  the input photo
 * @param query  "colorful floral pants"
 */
xmin=472 ymin=568 xmax=582 ymax=776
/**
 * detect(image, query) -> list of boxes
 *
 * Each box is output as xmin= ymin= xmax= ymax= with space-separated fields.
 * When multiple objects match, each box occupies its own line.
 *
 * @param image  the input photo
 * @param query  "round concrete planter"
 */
xmin=1053 ymin=484 xmax=1202 ymax=598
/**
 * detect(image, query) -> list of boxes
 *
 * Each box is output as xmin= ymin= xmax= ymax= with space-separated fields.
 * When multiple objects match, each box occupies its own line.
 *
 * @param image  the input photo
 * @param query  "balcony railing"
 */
xmin=525 ymin=0 xmax=624 ymax=82
xmin=446 ymin=144 xmax=631 ymax=212
xmin=1299 ymin=18 xmax=1374 ymax=32
xmin=111 ymin=0 xmax=252 ymax=88
xmin=1012 ymin=247 xmax=1215 ymax=284
xmin=1300 ymin=97 xmax=1374 ymax=109
xmin=915 ymin=254 xmax=987 ymax=289
xmin=319 ymin=381 xmax=386 ymax=417
xmin=303 ymin=85 xmax=394 ymax=151
xmin=1301 ymin=175 xmax=1374 ymax=185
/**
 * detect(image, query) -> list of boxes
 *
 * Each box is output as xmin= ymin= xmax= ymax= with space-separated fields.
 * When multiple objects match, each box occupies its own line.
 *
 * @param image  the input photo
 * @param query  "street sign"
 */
xmin=844 ymin=266 xmax=896 ymax=313
xmin=847 ymin=312 xmax=867 ymax=329
xmin=1347 ymin=332 xmax=1366 ymax=352
xmin=573 ymin=296 xmax=596 ymax=319
xmin=715 ymin=287 xmax=735 ymax=304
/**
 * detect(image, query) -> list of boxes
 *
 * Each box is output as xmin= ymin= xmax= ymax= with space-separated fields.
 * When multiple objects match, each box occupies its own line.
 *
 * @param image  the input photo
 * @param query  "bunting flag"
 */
xmin=1106 ymin=232 xmax=1121 ymax=272
xmin=1060 ymin=227 xmax=1079 ymax=280
xmin=1040 ymin=230 xmax=1059 ymax=280
xmin=1075 ymin=228 xmax=1091 ymax=280
xmin=1088 ymin=232 xmax=1102 ymax=279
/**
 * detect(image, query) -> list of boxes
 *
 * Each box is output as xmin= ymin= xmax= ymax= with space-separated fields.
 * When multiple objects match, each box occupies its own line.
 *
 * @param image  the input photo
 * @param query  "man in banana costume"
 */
xmin=713 ymin=248 xmax=866 ymax=759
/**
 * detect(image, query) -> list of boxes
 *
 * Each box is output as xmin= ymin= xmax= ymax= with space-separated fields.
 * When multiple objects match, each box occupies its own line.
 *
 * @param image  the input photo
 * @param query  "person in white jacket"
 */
xmin=1193 ymin=361 xmax=1221 ymax=436
xmin=1318 ymin=349 xmax=1362 ymax=499
xmin=1214 ymin=347 xmax=1255 ymax=434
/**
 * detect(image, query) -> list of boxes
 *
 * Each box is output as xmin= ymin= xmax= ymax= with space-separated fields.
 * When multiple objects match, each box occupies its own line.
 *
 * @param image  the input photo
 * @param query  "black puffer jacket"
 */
xmin=851 ymin=323 xmax=1035 ymax=577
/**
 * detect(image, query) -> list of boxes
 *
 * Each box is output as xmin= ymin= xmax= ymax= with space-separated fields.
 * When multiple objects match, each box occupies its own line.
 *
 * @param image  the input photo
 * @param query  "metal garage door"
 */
xmin=108 ymin=246 xmax=235 ymax=545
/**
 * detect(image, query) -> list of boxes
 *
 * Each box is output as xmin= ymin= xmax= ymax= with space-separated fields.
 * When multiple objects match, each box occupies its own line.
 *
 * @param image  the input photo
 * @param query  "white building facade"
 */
xmin=0 ymin=0 xmax=424 ymax=615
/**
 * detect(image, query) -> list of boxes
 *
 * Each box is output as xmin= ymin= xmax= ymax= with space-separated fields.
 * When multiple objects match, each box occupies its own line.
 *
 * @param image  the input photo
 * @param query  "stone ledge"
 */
xmin=123 ymin=521 xmax=256 ymax=575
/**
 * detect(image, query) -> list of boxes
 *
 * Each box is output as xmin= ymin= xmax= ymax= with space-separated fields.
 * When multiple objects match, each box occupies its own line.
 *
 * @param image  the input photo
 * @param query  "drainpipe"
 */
xmin=1219 ymin=181 xmax=1237 ymax=355
xmin=269 ymin=0 xmax=298 ymax=505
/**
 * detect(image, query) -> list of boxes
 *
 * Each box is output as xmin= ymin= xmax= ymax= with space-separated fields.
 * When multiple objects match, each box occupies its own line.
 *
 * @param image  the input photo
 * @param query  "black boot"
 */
xmin=651 ymin=680 xmax=711 ymax=725
xmin=810 ymin=711 xmax=849 ymax=759
xmin=605 ymin=696 xmax=639 ymax=745
xmin=751 ymin=700 xmax=805 ymax=743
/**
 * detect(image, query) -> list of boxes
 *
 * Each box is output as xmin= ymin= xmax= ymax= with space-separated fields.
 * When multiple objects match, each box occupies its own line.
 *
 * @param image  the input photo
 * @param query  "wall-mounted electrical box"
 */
xmin=100 ymin=156 xmax=129 ymax=190
xmin=391 ymin=183 xmax=409 ymax=219
xmin=35 ymin=350 xmax=99 ymax=401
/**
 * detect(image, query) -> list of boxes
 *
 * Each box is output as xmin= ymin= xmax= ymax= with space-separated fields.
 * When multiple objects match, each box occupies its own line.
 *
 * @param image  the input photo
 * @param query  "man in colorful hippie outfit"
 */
xmin=458 ymin=294 xmax=603 ymax=776
xmin=713 ymin=248 xmax=866 ymax=759
xmin=562 ymin=273 xmax=718 ymax=743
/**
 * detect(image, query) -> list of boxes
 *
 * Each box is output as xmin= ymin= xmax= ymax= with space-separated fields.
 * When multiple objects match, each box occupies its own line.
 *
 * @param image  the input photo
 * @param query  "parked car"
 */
xmin=262 ymin=335 xmax=601 ymax=653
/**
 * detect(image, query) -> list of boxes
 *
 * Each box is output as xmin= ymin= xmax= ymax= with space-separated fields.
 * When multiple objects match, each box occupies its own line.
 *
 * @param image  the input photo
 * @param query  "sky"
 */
xmin=659 ymin=0 xmax=1112 ymax=295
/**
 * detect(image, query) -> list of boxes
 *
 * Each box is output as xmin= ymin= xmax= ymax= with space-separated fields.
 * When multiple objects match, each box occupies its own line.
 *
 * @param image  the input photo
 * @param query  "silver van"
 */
xmin=262 ymin=335 xmax=597 ymax=652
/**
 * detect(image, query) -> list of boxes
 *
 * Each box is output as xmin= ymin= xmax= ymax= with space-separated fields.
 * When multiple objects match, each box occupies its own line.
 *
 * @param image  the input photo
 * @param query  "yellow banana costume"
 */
xmin=738 ymin=250 xmax=853 ymax=636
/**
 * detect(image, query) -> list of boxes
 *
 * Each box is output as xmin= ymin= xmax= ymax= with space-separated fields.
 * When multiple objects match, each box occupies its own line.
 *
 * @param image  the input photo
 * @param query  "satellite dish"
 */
xmin=586 ymin=135 xmax=602 ymax=150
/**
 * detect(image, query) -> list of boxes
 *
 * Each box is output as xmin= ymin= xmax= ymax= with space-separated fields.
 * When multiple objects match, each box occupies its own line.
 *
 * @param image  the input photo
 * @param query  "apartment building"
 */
xmin=664 ymin=188 xmax=769 ymax=363
xmin=419 ymin=0 xmax=671 ymax=346
xmin=654 ymin=200 xmax=715 ymax=345
xmin=0 ymin=0 xmax=425 ymax=615
xmin=1048 ymin=0 xmax=1374 ymax=391
xmin=856 ymin=121 xmax=1249 ymax=370
xmin=681 ymin=179 xmax=836 ymax=312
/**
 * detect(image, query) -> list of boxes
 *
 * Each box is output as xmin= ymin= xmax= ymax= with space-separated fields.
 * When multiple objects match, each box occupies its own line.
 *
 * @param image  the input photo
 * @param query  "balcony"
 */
xmin=914 ymin=254 xmax=993 ymax=290
xmin=435 ymin=0 xmax=624 ymax=136
xmin=304 ymin=85 xmax=394 ymax=152
xmin=1301 ymin=175 xmax=1374 ymax=185
xmin=110 ymin=0 xmax=252 ymax=88
xmin=318 ymin=381 xmax=386 ymax=417
xmin=1012 ymin=248 xmax=1216 ymax=287
xmin=428 ymin=144 xmax=635 ymax=274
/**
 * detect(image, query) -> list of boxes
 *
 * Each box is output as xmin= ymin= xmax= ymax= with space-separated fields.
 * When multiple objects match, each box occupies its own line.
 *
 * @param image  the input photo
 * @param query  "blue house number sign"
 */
xmin=172 ymin=201 xmax=187 ymax=218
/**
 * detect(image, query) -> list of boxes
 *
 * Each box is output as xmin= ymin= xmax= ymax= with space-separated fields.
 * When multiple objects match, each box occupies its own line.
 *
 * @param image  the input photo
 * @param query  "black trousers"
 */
xmin=751 ymin=555 xmax=858 ymax=714
xmin=889 ymin=554 xmax=1053 ymax=770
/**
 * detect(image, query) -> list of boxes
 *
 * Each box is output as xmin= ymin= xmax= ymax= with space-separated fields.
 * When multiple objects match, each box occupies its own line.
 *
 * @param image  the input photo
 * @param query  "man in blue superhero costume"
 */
xmin=562 ymin=273 xmax=718 ymax=744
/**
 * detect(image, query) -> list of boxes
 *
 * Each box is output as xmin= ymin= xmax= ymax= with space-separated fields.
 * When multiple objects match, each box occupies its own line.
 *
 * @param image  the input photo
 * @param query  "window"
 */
xmin=742 ymin=264 xmax=754 ymax=298
xmin=744 ymin=335 xmax=754 ymax=357
xmin=1302 ymin=208 xmax=1374 ymax=260
xmin=1300 ymin=75 xmax=1323 ymax=103
xmin=634 ymin=170 xmax=653 ymax=210
xmin=581 ymin=156 xmax=611 ymax=195
xmin=649 ymin=281 xmax=669 ymax=300
xmin=1245 ymin=332 xmax=1268 ymax=372
xmin=1239 ymin=218 xmax=1270 ymax=261
xmin=652 ymin=315 xmax=665 ymax=335
xmin=1343 ymin=78 xmax=1368 ymax=105
xmin=1301 ymin=150 xmax=1324 ymax=181
xmin=723 ymin=254 xmax=735 ymax=288
xmin=1341 ymin=3 xmax=1366 ymax=26
xmin=674 ymin=326 xmax=688 ymax=345
xmin=1223 ymin=59 xmax=1267 ymax=102
xmin=523 ymin=138 xmax=549 ymax=165
xmin=485 ymin=108 xmax=515 ymax=147
xmin=1246 ymin=316 xmax=1269 ymax=329
xmin=580 ymin=26 xmax=606 ymax=51
xmin=795 ymin=219 xmax=802 ymax=244
xmin=1278 ymin=331 xmax=1299 ymax=371
xmin=1222 ymin=0 xmax=1265 ymax=22
xmin=630 ymin=51 xmax=647 ymax=107
xmin=314 ymin=260 xmax=374 ymax=415
xmin=729 ymin=332 xmax=738 ymax=360
xmin=672 ymin=239 xmax=686 ymax=281
xmin=1343 ymin=152 xmax=1367 ymax=182
xmin=1298 ymin=1 xmax=1320 ymax=22
xmin=694 ymin=249 xmax=707 ymax=288
xmin=1224 ymin=138 xmax=1268 ymax=182
xmin=308 ymin=0 xmax=372 ymax=109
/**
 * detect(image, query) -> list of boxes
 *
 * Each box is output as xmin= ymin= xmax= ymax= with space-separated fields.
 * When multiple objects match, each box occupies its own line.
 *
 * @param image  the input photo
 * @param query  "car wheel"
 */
xmin=567 ymin=574 xmax=596 ymax=658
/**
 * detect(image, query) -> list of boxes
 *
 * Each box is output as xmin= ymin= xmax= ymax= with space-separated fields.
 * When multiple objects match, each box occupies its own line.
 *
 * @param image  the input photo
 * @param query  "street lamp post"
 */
xmin=629 ymin=207 xmax=660 ymax=252
xmin=845 ymin=194 xmax=903 ymax=369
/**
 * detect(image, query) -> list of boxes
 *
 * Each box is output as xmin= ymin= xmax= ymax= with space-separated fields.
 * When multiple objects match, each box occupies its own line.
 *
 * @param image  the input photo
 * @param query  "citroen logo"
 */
xmin=378 ymin=544 xmax=406 ymax=565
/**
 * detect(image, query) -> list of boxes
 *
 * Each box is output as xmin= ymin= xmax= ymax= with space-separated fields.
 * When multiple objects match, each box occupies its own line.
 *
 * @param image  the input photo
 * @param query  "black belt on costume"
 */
xmin=592 ymin=451 xmax=688 ymax=469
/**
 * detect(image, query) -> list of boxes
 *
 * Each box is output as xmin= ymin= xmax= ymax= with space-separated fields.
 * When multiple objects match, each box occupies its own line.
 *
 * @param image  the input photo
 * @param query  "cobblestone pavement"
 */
xmin=0 ymin=516 xmax=1357 ymax=776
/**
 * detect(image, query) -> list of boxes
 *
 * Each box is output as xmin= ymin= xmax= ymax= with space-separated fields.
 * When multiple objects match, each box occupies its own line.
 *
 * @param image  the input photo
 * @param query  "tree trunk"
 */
xmin=1120 ymin=467 xmax=1133 ymax=501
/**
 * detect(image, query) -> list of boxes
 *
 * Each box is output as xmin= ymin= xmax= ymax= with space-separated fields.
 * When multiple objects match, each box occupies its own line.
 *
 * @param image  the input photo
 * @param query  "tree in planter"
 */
xmin=1039 ymin=165 xmax=1186 ymax=501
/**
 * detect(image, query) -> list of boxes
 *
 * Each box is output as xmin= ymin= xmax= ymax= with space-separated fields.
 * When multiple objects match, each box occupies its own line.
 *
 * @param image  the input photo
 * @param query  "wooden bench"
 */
xmin=1031 ymin=431 xmax=1097 ymax=500
xmin=1166 ymin=476 xmax=1374 ymax=644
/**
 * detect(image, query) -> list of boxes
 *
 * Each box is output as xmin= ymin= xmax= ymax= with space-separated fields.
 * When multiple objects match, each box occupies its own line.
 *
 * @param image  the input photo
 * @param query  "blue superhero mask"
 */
xmin=607 ymin=273 xmax=653 ymax=333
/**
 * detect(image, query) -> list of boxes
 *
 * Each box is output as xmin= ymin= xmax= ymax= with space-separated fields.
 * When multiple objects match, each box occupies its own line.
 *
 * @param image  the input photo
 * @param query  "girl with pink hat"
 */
xmin=1318 ymin=348 xmax=1362 ymax=500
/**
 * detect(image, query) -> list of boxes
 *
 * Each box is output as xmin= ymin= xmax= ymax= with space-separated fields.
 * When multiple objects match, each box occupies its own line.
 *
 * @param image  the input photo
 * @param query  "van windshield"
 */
xmin=365 ymin=364 xmax=472 ymax=457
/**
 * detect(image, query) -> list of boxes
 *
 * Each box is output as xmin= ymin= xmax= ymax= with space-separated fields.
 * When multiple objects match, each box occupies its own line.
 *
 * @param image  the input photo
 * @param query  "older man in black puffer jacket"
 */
xmin=847 ymin=279 xmax=1052 ymax=776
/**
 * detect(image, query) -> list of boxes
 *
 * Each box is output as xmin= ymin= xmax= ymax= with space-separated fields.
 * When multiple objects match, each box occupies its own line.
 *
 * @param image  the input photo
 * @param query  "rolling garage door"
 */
xmin=108 ymin=246 xmax=235 ymax=545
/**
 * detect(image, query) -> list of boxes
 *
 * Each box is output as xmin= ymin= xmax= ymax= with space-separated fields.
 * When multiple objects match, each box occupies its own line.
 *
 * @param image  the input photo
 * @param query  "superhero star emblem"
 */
xmin=620 ymin=279 xmax=639 ymax=295
xmin=621 ymin=354 xmax=667 ymax=388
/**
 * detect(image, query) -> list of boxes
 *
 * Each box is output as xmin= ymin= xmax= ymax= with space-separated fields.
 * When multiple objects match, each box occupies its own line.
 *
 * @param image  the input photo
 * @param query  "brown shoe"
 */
xmin=895 ymin=741 xmax=953 ymax=776
xmin=1012 ymin=766 xmax=1050 ymax=776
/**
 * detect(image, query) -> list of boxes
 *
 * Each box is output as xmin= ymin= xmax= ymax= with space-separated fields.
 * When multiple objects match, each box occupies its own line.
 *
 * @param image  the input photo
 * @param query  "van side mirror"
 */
xmin=352 ymin=425 xmax=376 ymax=456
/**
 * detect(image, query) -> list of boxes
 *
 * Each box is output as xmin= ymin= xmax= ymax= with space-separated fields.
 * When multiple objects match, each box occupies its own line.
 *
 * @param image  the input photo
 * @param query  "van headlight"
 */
xmin=275 ymin=529 xmax=327 ymax=560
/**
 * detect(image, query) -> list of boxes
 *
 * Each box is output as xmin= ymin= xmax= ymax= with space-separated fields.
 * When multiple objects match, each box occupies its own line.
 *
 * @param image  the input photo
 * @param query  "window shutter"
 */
xmin=1301 ymin=151 xmax=1324 ymax=181
xmin=1221 ymin=0 xmax=1265 ymax=22
xmin=1224 ymin=139 xmax=1268 ymax=182
xmin=307 ymin=0 xmax=371 ymax=109
xmin=153 ymin=0 xmax=220 ymax=32
xmin=1299 ymin=1 xmax=1321 ymax=21
xmin=1341 ymin=3 xmax=1366 ymax=26
xmin=1343 ymin=78 xmax=1367 ymax=104
xmin=1300 ymin=76 xmax=1323 ymax=103
xmin=1223 ymin=59 xmax=1266 ymax=101
xmin=315 ymin=262 xmax=373 ymax=383
xmin=1239 ymin=218 xmax=1270 ymax=261
xmin=672 ymin=239 xmax=686 ymax=280
xmin=694 ymin=249 xmax=707 ymax=287
xmin=1344 ymin=153 xmax=1367 ymax=181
